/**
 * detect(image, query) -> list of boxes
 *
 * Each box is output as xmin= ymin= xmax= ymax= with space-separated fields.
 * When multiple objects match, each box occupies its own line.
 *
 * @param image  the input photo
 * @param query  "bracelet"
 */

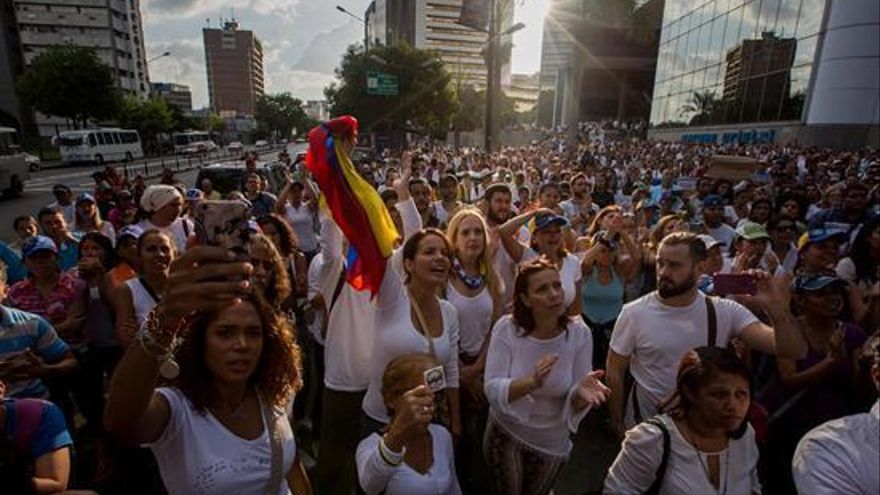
xmin=378 ymin=436 xmax=405 ymax=467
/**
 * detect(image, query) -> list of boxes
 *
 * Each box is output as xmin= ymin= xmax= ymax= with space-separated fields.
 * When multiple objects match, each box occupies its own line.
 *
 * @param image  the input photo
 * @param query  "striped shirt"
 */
xmin=0 ymin=306 xmax=70 ymax=398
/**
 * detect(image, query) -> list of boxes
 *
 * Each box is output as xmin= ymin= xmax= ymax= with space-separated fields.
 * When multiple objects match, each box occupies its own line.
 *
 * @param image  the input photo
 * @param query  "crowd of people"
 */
xmin=0 ymin=117 xmax=878 ymax=495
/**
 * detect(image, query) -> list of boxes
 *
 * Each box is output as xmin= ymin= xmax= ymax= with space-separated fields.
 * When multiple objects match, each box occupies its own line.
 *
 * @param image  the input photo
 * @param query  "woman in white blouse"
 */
xmin=496 ymin=208 xmax=584 ymax=316
xmin=604 ymin=346 xmax=761 ymax=495
xmin=357 ymin=353 xmax=462 ymax=495
xmin=483 ymin=258 xmax=609 ymax=495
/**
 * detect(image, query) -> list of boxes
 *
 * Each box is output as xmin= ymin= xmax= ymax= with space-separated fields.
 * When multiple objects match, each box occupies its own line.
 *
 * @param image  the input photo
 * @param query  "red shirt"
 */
xmin=5 ymin=272 xmax=87 ymax=326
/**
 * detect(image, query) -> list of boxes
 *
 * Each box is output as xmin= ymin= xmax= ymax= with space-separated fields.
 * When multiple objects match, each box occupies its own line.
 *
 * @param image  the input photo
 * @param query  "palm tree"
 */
xmin=680 ymin=90 xmax=719 ymax=125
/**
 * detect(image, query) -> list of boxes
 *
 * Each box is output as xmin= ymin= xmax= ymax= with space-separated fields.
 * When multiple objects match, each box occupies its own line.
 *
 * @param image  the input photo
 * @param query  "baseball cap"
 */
xmin=533 ymin=212 xmax=568 ymax=231
xmin=76 ymin=192 xmax=96 ymax=204
xmin=793 ymin=274 xmax=846 ymax=292
xmin=702 ymin=194 xmax=724 ymax=208
xmin=699 ymin=234 xmax=724 ymax=250
xmin=116 ymin=225 xmax=144 ymax=243
xmin=185 ymin=188 xmax=204 ymax=201
xmin=22 ymin=236 xmax=58 ymax=258
xmin=736 ymin=222 xmax=770 ymax=241
xmin=797 ymin=227 xmax=847 ymax=251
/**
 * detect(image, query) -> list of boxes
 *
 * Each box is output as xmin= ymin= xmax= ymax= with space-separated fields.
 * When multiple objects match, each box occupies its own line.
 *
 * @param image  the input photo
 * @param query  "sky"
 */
xmin=142 ymin=0 xmax=548 ymax=109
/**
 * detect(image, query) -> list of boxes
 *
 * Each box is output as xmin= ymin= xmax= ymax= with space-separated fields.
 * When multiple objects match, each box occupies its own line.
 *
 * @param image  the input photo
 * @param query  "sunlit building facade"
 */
xmin=648 ymin=0 xmax=879 ymax=147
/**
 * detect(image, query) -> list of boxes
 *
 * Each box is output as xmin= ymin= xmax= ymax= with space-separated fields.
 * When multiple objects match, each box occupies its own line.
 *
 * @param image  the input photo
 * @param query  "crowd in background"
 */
xmin=0 ymin=118 xmax=878 ymax=495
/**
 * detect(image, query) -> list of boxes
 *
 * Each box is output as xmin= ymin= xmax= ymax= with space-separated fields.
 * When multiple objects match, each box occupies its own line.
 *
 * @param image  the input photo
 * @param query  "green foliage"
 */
xmin=16 ymin=45 xmax=121 ymax=127
xmin=117 ymin=96 xmax=174 ymax=154
xmin=680 ymin=90 xmax=720 ymax=125
xmin=325 ymin=43 xmax=457 ymax=139
xmin=255 ymin=93 xmax=308 ymax=141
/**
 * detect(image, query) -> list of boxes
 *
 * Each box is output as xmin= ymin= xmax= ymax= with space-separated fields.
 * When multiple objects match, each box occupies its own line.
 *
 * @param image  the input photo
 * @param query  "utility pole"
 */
xmin=484 ymin=0 xmax=498 ymax=152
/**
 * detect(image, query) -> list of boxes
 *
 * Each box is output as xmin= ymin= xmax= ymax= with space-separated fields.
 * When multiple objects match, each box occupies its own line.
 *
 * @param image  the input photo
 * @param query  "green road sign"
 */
xmin=366 ymin=71 xmax=398 ymax=96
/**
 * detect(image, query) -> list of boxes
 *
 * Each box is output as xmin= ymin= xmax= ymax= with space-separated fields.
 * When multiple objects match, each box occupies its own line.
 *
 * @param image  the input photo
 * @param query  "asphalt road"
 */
xmin=0 ymin=144 xmax=306 ymax=244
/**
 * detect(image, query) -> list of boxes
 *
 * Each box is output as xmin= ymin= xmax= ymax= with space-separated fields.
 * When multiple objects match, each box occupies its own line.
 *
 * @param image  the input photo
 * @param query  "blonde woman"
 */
xmin=444 ymin=208 xmax=503 ymax=491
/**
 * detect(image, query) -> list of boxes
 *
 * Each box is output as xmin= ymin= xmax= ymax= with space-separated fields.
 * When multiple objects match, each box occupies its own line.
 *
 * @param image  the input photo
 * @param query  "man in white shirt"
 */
xmin=136 ymin=185 xmax=193 ymax=254
xmin=792 ymin=338 xmax=880 ymax=495
xmin=606 ymin=232 xmax=807 ymax=437
xmin=47 ymin=184 xmax=76 ymax=227
xmin=704 ymin=194 xmax=737 ymax=252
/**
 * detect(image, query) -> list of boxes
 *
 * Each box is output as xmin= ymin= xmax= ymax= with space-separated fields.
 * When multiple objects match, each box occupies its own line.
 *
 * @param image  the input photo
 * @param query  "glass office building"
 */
xmin=647 ymin=0 xmax=879 ymax=147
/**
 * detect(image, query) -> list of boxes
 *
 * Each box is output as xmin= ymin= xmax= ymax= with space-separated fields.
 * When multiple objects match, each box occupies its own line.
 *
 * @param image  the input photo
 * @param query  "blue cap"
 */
xmin=116 ymin=225 xmax=144 ymax=242
xmin=76 ymin=192 xmax=96 ymax=204
xmin=22 ymin=235 xmax=58 ymax=258
xmin=797 ymin=228 xmax=847 ymax=251
xmin=793 ymin=275 xmax=846 ymax=292
xmin=185 ymin=188 xmax=204 ymax=201
xmin=702 ymin=194 xmax=724 ymax=208
xmin=533 ymin=212 xmax=568 ymax=231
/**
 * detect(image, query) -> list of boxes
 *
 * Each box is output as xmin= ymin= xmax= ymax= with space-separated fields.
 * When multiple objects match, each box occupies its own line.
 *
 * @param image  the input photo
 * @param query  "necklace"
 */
xmin=211 ymin=392 xmax=250 ymax=421
xmin=453 ymin=259 xmax=484 ymax=290
xmin=683 ymin=424 xmax=729 ymax=495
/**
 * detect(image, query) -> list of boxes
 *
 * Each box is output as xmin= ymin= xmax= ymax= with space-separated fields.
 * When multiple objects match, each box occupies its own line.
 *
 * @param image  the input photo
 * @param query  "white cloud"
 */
xmin=266 ymin=69 xmax=337 ymax=101
xmin=145 ymin=37 xmax=208 ymax=108
xmin=142 ymin=0 xmax=302 ymax=24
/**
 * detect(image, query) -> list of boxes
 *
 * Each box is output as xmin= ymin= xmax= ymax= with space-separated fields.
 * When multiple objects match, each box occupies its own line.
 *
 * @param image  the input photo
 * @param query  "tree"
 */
xmin=680 ymin=90 xmax=719 ymax=126
xmin=116 ymin=96 xmax=174 ymax=155
xmin=325 ymin=43 xmax=457 ymax=141
xmin=255 ymin=93 xmax=309 ymax=141
xmin=17 ymin=45 xmax=121 ymax=128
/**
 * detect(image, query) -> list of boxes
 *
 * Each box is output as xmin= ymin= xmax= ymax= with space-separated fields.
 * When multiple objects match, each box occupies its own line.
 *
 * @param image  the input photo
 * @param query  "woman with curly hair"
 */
xmin=104 ymin=245 xmax=311 ymax=495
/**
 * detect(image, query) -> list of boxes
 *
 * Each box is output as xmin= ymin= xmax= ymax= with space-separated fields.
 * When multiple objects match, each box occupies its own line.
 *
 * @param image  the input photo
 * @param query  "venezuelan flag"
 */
xmin=306 ymin=116 xmax=399 ymax=295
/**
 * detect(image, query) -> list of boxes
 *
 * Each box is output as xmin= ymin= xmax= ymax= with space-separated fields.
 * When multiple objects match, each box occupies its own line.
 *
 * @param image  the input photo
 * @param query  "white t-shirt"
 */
xmin=707 ymin=223 xmax=737 ymax=253
xmin=283 ymin=203 xmax=319 ymax=253
xmin=356 ymin=424 xmax=461 ymax=495
xmin=609 ymin=292 xmax=758 ymax=426
xmin=311 ymin=217 xmax=376 ymax=391
xmin=136 ymin=218 xmax=193 ymax=255
xmin=522 ymin=248 xmax=582 ymax=310
xmin=361 ymin=199 xmax=461 ymax=423
xmin=146 ymin=387 xmax=296 ymax=495
xmin=483 ymin=315 xmax=594 ymax=456
xmin=446 ymin=282 xmax=493 ymax=357
xmin=792 ymin=401 xmax=879 ymax=495
xmin=604 ymin=414 xmax=762 ymax=495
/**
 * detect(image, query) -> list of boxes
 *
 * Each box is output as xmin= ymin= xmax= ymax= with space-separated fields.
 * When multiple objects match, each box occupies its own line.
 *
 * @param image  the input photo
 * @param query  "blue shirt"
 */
xmin=0 ymin=306 xmax=69 ymax=399
xmin=0 ymin=241 xmax=27 ymax=284
xmin=3 ymin=397 xmax=73 ymax=459
xmin=581 ymin=266 xmax=624 ymax=325
xmin=56 ymin=237 xmax=80 ymax=272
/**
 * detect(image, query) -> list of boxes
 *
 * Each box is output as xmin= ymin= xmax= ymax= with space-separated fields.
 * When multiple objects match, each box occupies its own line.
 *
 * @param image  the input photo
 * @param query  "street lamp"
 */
xmin=484 ymin=11 xmax=526 ymax=151
xmin=147 ymin=51 xmax=171 ymax=64
xmin=336 ymin=5 xmax=367 ymax=49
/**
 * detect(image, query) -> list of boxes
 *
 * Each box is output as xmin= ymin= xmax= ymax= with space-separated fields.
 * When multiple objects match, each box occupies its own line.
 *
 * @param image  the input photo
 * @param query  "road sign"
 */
xmin=366 ymin=71 xmax=398 ymax=96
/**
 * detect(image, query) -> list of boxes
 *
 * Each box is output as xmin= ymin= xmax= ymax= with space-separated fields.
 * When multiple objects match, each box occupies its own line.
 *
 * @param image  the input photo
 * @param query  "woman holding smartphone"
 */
xmin=105 ymin=245 xmax=312 ymax=495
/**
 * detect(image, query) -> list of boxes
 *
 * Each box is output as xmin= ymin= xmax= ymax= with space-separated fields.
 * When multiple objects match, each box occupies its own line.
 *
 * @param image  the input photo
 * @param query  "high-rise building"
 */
xmin=538 ymin=0 xmax=580 ymax=90
xmin=1 ymin=0 xmax=150 ymax=136
xmin=648 ymin=0 xmax=879 ymax=147
xmin=203 ymin=20 xmax=264 ymax=116
xmin=150 ymin=82 xmax=193 ymax=114
xmin=365 ymin=0 xmax=513 ymax=88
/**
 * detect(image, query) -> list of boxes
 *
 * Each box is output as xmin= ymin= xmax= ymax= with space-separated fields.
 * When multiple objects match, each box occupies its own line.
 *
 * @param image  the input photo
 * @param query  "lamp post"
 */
xmin=484 ymin=13 xmax=525 ymax=152
xmin=336 ymin=5 xmax=368 ymax=50
xmin=147 ymin=51 xmax=171 ymax=64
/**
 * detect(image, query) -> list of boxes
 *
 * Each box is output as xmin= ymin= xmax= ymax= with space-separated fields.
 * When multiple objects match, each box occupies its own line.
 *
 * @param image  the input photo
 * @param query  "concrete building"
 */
xmin=150 ymin=82 xmax=192 ymax=114
xmin=1 ymin=0 xmax=150 ymax=137
xmin=648 ymin=0 xmax=879 ymax=148
xmin=504 ymin=73 xmax=541 ymax=113
xmin=366 ymin=0 xmax=513 ymax=88
xmin=305 ymin=100 xmax=328 ymax=122
xmin=203 ymin=20 xmax=264 ymax=116
xmin=538 ymin=0 xmax=580 ymax=90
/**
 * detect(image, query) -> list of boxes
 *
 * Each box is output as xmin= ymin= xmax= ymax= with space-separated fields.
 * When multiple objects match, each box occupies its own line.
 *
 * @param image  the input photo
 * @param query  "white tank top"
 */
xmin=446 ymin=282 xmax=493 ymax=358
xmin=125 ymin=278 xmax=158 ymax=326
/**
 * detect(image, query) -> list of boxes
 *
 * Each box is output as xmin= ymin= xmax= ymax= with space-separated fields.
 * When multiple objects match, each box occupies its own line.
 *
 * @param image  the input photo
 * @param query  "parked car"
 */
xmin=23 ymin=152 xmax=41 ymax=172
xmin=195 ymin=160 xmax=288 ymax=196
xmin=227 ymin=141 xmax=244 ymax=153
xmin=183 ymin=140 xmax=219 ymax=155
xmin=254 ymin=140 xmax=269 ymax=149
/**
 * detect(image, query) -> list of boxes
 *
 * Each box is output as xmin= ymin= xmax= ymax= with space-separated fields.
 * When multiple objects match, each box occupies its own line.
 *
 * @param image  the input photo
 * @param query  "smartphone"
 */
xmin=423 ymin=365 xmax=447 ymax=393
xmin=194 ymin=200 xmax=253 ymax=259
xmin=713 ymin=274 xmax=757 ymax=296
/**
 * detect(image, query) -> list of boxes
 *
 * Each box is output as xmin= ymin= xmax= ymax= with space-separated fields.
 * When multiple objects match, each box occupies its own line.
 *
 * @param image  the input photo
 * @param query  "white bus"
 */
xmin=57 ymin=128 xmax=144 ymax=165
xmin=171 ymin=131 xmax=217 ymax=154
xmin=0 ymin=127 xmax=30 ymax=197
